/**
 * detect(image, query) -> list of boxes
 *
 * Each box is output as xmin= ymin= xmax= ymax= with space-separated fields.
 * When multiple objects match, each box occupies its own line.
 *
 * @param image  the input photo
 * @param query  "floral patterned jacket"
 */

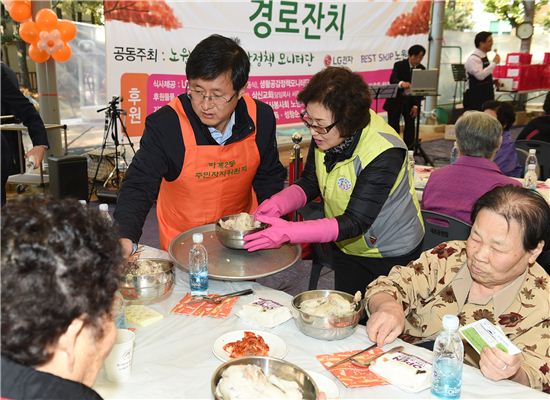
xmin=365 ymin=240 xmax=550 ymax=392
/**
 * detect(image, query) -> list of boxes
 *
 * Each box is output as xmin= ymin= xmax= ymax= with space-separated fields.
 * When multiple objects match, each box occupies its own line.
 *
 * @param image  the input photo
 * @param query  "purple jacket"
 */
xmin=421 ymin=156 xmax=522 ymax=224
xmin=494 ymin=130 xmax=522 ymax=177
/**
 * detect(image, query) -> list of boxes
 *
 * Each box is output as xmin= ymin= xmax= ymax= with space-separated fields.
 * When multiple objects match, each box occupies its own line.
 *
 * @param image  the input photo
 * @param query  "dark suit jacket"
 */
xmin=1 ymin=63 xmax=48 ymax=177
xmin=383 ymin=59 xmax=425 ymax=112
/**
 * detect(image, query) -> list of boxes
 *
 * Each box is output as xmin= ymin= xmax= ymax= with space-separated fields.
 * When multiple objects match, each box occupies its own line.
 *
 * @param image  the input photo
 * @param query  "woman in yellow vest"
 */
xmin=245 ymin=67 xmax=425 ymax=295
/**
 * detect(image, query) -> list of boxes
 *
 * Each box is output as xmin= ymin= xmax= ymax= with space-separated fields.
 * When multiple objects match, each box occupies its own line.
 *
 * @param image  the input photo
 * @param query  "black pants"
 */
xmin=332 ymin=241 xmax=423 ymax=296
xmin=387 ymin=106 xmax=416 ymax=149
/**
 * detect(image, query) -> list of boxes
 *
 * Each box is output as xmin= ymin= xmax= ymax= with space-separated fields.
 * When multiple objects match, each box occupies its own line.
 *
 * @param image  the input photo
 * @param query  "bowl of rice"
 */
xmin=119 ymin=258 xmax=174 ymax=304
xmin=216 ymin=213 xmax=267 ymax=250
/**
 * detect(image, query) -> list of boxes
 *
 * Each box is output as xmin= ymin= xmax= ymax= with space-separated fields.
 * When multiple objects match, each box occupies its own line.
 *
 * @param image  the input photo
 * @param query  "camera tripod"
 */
xmin=88 ymin=96 xmax=136 ymax=201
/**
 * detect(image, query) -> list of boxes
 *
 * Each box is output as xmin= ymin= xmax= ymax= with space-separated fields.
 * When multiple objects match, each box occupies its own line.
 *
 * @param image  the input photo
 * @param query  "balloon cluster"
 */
xmin=5 ymin=1 xmax=77 ymax=63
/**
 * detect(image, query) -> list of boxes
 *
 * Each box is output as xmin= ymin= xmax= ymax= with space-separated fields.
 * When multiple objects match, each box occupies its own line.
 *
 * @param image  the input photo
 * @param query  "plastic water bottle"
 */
xmin=524 ymin=164 xmax=538 ymax=190
xmin=450 ymin=141 xmax=459 ymax=164
xmin=408 ymin=150 xmax=415 ymax=180
xmin=431 ymin=314 xmax=464 ymax=399
xmin=113 ymin=290 xmax=127 ymax=329
xmin=25 ymin=155 xmax=36 ymax=173
xmin=99 ymin=203 xmax=112 ymax=223
xmin=189 ymin=233 xmax=208 ymax=295
xmin=524 ymin=149 xmax=538 ymax=178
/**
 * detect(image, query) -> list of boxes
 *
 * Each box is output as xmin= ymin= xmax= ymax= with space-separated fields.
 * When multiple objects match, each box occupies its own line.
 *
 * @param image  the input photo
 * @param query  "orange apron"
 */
xmin=156 ymin=95 xmax=260 ymax=250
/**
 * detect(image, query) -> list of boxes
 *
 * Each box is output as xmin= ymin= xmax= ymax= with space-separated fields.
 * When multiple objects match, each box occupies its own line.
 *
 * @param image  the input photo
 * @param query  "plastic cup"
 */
xmin=104 ymin=329 xmax=135 ymax=382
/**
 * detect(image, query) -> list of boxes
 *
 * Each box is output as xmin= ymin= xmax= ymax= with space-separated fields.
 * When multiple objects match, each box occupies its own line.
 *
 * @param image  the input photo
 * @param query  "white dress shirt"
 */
xmin=465 ymin=49 xmax=498 ymax=89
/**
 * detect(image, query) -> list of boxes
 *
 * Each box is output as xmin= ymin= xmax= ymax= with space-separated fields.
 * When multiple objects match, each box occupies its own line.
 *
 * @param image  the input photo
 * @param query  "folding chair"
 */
xmin=421 ymin=210 xmax=472 ymax=252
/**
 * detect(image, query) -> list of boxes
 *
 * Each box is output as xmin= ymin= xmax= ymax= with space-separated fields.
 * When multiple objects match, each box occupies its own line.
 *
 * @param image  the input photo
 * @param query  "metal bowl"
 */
xmin=292 ymin=290 xmax=364 ymax=341
xmin=215 ymin=214 xmax=267 ymax=250
xmin=119 ymin=258 xmax=175 ymax=305
xmin=211 ymin=356 xmax=318 ymax=400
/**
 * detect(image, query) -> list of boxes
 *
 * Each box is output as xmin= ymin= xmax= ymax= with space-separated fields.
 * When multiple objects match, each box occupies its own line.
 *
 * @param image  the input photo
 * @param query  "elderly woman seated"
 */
xmin=422 ymin=111 xmax=521 ymax=224
xmin=365 ymin=186 xmax=550 ymax=392
xmin=1 ymin=197 xmax=123 ymax=399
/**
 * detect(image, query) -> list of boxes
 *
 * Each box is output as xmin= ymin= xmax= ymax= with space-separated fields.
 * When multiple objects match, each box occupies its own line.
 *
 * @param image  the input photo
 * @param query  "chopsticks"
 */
xmin=328 ymin=343 xmax=377 ymax=370
xmin=186 ymin=289 xmax=253 ymax=306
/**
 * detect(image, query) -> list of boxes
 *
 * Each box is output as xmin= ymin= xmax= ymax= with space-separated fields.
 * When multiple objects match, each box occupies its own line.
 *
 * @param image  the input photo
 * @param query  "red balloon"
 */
xmin=29 ymin=44 xmax=50 ymax=63
xmin=19 ymin=21 xmax=39 ymax=44
xmin=58 ymin=20 xmax=77 ymax=42
xmin=9 ymin=2 xmax=32 ymax=23
xmin=52 ymin=43 xmax=72 ymax=63
xmin=35 ymin=8 xmax=58 ymax=31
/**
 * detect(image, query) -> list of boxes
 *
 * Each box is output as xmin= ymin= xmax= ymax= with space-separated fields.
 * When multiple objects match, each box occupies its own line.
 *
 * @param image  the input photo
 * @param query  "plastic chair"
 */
xmin=515 ymin=140 xmax=550 ymax=180
xmin=298 ymin=202 xmax=334 ymax=290
xmin=421 ymin=210 xmax=472 ymax=252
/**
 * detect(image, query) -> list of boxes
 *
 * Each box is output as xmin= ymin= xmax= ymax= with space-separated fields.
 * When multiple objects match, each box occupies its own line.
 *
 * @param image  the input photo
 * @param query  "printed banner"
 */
xmin=106 ymin=1 xmax=431 ymax=136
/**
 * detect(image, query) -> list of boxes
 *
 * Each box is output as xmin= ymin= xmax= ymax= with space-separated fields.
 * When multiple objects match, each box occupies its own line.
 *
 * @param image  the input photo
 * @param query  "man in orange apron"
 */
xmin=114 ymin=35 xmax=286 ymax=255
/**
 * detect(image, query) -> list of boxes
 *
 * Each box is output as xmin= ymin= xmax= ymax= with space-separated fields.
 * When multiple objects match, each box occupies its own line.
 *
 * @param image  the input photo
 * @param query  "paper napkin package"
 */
xmin=369 ymin=351 xmax=432 ymax=393
xmin=237 ymin=298 xmax=292 ymax=328
xmin=125 ymin=305 xmax=164 ymax=327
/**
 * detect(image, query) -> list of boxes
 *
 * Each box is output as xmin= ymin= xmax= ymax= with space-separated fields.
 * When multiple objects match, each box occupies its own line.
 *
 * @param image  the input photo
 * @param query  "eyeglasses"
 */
xmin=186 ymin=84 xmax=237 ymax=106
xmin=300 ymin=111 xmax=339 ymax=135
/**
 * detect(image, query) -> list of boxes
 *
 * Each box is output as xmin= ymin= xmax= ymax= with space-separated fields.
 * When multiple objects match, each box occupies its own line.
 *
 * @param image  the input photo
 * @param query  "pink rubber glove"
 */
xmin=254 ymin=185 xmax=307 ymax=218
xmin=243 ymin=215 xmax=338 ymax=252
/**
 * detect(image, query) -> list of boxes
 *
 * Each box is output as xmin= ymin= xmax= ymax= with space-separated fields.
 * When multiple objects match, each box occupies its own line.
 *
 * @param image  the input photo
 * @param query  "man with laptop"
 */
xmin=383 ymin=45 xmax=426 ymax=149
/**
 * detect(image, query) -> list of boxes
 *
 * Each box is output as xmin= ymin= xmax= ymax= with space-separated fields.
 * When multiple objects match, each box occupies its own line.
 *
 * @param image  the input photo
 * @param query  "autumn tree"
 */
xmin=482 ymin=0 xmax=547 ymax=28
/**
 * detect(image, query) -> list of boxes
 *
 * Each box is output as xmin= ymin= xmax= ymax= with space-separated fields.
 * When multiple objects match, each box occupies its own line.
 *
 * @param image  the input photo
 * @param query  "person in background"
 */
xmin=383 ymin=45 xmax=426 ymax=149
xmin=244 ymin=67 xmax=424 ymax=295
xmin=464 ymin=31 xmax=500 ymax=111
xmin=516 ymin=91 xmax=550 ymax=143
xmin=1 ymin=63 xmax=49 ymax=206
xmin=114 ymin=34 xmax=286 ymax=255
xmin=1 ymin=197 xmax=123 ymax=399
xmin=482 ymin=100 xmax=522 ymax=177
xmin=422 ymin=111 xmax=521 ymax=224
xmin=366 ymin=186 xmax=550 ymax=392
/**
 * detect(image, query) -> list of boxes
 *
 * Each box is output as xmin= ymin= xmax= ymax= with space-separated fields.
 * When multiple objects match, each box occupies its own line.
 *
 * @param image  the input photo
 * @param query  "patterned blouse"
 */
xmin=365 ymin=240 xmax=550 ymax=392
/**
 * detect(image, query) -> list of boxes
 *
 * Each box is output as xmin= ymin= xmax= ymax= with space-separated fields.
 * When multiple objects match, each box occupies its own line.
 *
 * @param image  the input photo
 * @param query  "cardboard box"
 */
xmin=543 ymin=52 xmax=550 ymax=65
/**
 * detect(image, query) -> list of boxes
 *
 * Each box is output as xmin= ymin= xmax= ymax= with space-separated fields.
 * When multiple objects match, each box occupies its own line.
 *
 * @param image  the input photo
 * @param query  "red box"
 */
xmin=513 ymin=65 xmax=542 ymax=91
xmin=506 ymin=52 xmax=532 ymax=65
xmin=543 ymin=53 xmax=550 ymax=65
xmin=493 ymin=65 xmax=506 ymax=78
xmin=542 ymin=65 xmax=550 ymax=89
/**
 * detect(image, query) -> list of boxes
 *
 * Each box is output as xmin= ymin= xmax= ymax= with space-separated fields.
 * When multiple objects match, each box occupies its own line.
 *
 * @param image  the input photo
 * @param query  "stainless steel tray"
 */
xmin=168 ymin=224 xmax=301 ymax=281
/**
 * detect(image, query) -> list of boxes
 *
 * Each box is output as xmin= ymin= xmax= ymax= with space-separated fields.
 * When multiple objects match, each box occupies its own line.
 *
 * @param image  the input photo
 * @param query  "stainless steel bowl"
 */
xmin=215 ymin=214 xmax=266 ymax=250
xmin=211 ymin=356 xmax=318 ymax=400
xmin=119 ymin=258 xmax=175 ymax=305
xmin=292 ymin=290 xmax=364 ymax=341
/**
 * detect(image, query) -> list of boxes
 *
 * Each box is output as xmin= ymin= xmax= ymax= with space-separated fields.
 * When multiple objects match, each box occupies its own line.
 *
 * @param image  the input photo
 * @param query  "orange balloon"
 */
xmin=19 ymin=21 xmax=39 ymax=44
xmin=29 ymin=44 xmax=50 ymax=63
xmin=9 ymin=2 xmax=32 ymax=23
xmin=35 ymin=8 xmax=58 ymax=31
xmin=52 ymin=43 xmax=72 ymax=62
xmin=57 ymin=20 xmax=77 ymax=42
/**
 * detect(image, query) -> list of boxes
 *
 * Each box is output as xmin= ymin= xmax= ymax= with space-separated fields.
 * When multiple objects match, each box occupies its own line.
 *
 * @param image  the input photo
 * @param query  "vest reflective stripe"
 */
xmin=315 ymin=110 xmax=424 ymax=258
xmin=156 ymin=95 xmax=260 ymax=250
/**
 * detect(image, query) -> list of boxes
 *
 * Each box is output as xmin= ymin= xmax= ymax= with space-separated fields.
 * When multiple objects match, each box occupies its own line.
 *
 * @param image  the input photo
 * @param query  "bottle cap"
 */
xmin=527 ymin=164 xmax=536 ymax=170
xmin=529 ymin=149 xmax=536 ymax=154
xmin=79 ymin=200 xmax=87 ymax=206
xmin=408 ymin=150 xmax=414 ymax=156
xmin=192 ymin=233 xmax=204 ymax=244
xmin=442 ymin=314 xmax=459 ymax=331
xmin=99 ymin=203 xmax=109 ymax=212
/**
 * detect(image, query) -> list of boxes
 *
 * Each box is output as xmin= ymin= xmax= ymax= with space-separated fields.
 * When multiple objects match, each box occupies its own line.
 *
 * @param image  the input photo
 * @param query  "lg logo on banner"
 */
xmin=324 ymin=54 xmax=354 ymax=67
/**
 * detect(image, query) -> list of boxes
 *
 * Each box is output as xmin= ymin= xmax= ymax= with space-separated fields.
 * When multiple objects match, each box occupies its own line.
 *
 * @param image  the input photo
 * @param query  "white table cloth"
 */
xmin=94 ymin=247 xmax=547 ymax=399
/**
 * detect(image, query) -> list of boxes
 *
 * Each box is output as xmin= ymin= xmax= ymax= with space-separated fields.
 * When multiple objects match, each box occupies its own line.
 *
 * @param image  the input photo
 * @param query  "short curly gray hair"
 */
xmin=455 ymin=111 xmax=502 ymax=159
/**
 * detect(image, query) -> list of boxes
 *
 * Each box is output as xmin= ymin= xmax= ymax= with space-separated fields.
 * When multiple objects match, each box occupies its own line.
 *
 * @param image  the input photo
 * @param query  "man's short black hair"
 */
xmin=186 ymin=34 xmax=250 ymax=92
xmin=481 ymin=100 xmax=500 ymax=112
xmin=496 ymin=102 xmax=516 ymax=131
xmin=544 ymin=91 xmax=550 ymax=114
xmin=408 ymin=45 xmax=426 ymax=57
xmin=475 ymin=31 xmax=493 ymax=48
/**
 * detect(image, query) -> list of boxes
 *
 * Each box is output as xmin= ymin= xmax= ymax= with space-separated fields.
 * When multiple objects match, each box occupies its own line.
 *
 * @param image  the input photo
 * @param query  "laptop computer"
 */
xmin=410 ymin=69 xmax=439 ymax=96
